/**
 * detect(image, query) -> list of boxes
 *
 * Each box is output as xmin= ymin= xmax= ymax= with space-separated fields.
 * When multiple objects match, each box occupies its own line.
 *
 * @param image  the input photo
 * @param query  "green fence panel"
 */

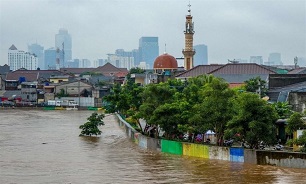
xmin=161 ymin=139 xmax=183 ymax=155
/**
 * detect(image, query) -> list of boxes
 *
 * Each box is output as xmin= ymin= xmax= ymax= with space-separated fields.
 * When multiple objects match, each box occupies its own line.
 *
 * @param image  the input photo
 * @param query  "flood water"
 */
xmin=0 ymin=109 xmax=305 ymax=184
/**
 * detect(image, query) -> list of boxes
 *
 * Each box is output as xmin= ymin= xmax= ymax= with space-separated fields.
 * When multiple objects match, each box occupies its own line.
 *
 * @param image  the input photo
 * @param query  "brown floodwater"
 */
xmin=0 ymin=109 xmax=305 ymax=184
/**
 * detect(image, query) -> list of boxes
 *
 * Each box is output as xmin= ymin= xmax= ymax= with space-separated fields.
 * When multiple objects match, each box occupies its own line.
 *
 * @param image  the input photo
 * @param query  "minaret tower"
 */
xmin=182 ymin=2 xmax=195 ymax=70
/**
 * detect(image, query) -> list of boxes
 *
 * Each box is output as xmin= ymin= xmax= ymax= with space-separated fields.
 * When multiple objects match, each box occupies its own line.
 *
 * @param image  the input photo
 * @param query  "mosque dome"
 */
xmin=153 ymin=53 xmax=178 ymax=69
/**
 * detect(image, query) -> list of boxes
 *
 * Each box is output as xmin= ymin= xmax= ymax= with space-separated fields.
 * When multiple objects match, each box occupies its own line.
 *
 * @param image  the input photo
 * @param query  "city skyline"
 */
xmin=0 ymin=0 xmax=305 ymax=67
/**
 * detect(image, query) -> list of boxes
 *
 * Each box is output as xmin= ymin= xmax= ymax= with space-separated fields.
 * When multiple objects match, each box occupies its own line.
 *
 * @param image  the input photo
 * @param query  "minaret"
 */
xmin=182 ymin=3 xmax=196 ymax=70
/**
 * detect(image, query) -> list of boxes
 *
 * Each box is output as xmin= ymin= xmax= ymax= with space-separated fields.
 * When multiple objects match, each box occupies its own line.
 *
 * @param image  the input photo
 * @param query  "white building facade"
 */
xmin=8 ymin=44 xmax=38 ymax=71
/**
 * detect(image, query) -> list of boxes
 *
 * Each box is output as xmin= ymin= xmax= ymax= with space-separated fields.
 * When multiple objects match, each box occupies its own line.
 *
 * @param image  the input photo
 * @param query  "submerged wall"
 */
xmin=115 ymin=113 xmax=306 ymax=169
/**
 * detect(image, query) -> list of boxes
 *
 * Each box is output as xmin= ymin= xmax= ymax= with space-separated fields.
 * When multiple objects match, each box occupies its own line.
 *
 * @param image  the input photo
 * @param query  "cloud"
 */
xmin=0 ymin=0 xmax=305 ymax=66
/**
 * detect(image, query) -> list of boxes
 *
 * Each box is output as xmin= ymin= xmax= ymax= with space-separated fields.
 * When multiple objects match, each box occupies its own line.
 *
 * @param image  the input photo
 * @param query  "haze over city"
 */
xmin=0 ymin=0 xmax=305 ymax=66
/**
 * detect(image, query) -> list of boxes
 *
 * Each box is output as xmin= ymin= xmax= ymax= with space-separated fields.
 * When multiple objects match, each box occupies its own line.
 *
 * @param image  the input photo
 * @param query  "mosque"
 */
xmin=153 ymin=3 xmax=195 ymax=83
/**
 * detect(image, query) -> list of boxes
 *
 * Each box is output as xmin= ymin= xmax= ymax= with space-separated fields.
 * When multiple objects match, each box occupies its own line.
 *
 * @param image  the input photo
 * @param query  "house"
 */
xmin=60 ymin=63 xmax=129 ymax=85
xmin=0 ymin=64 xmax=10 ymax=90
xmin=176 ymin=63 xmax=276 ymax=88
xmin=49 ymin=75 xmax=71 ymax=84
xmin=54 ymin=80 xmax=93 ymax=97
xmin=20 ymin=81 xmax=38 ymax=102
xmin=4 ymin=69 xmax=65 ymax=90
xmin=267 ymin=74 xmax=306 ymax=112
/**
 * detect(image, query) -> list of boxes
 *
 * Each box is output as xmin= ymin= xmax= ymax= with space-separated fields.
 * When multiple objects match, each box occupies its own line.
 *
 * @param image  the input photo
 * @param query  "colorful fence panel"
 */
xmin=183 ymin=143 xmax=209 ymax=158
xmin=161 ymin=140 xmax=183 ymax=155
xmin=230 ymin=147 xmax=244 ymax=162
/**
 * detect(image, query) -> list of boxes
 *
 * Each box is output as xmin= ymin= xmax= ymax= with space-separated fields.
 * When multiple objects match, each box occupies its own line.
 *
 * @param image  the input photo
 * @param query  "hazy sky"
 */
xmin=0 ymin=0 xmax=305 ymax=66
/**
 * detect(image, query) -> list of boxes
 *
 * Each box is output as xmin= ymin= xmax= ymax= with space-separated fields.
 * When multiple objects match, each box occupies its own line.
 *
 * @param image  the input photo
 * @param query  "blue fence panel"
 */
xmin=230 ymin=147 xmax=244 ymax=162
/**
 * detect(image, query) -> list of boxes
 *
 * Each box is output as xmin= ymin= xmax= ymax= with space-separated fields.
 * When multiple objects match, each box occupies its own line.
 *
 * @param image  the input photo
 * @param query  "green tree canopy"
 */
xmin=272 ymin=102 xmax=292 ymax=119
xmin=226 ymin=92 xmax=278 ymax=148
xmin=79 ymin=112 xmax=105 ymax=136
xmin=286 ymin=112 xmax=305 ymax=135
xmin=244 ymin=76 xmax=267 ymax=97
xmin=189 ymin=76 xmax=234 ymax=145
xmin=293 ymin=130 xmax=306 ymax=152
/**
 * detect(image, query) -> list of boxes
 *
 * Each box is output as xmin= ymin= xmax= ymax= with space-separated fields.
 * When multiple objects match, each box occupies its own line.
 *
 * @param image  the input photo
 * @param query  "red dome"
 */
xmin=153 ymin=53 xmax=178 ymax=69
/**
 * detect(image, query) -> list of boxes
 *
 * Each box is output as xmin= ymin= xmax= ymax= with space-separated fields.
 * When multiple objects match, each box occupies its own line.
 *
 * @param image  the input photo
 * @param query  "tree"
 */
xmin=150 ymin=101 xmax=190 ymax=139
xmin=244 ymin=76 xmax=267 ymax=97
xmin=189 ymin=76 xmax=234 ymax=145
xmin=139 ymin=82 xmax=178 ymax=137
xmin=226 ymin=92 xmax=278 ymax=148
xmin=286 ymin=112 xmax=305 ymax=137
xmin=293 ymin=130 xmax=306 ymax=152
xmin=271 ymin=102 xmax=292 ymax=119
xmin=79 ymin=112 xmax=105 ymax=136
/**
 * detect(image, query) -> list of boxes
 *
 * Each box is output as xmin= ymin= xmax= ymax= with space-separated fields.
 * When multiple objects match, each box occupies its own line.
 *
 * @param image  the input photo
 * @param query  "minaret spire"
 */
xmin=182 ymin=2 xmax=196 ymax=70
xmin=188 ymin=1 xmax=191 ymax=15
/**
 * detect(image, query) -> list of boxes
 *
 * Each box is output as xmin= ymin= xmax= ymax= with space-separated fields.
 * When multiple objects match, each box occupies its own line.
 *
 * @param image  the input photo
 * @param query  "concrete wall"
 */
xmin=115 ymin=113 xmax=306 ymax=168
xmin=244 ymin=149 xmax=257 ymax=164
xmin=209 ymin=146 xmax=230 ymax=161
xmin=257 ymin=151 xmax=306 ymax=169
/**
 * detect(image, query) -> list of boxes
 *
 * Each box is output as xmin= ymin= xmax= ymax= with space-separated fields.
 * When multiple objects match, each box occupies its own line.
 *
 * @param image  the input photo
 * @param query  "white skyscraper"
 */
xmin=8 ymin=44 xmax=38 ymax=71
xmin=55 ymin=28 xmax=72 ymax=68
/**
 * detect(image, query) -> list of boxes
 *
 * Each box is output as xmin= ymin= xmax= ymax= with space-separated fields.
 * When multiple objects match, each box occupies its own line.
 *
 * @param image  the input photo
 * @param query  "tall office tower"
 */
xmin=79 ymin=59 xmax=91 ymax=68
xmin=55 ymin=28 xmax=72 ymax=68
xmin=250 ymin=56 xmax=263 ymax=65
xmin=44 ymin=47 xmax=57 ymax=70
xmin=268 ymin=53 xmax=282 ymax=65
xmin=182 ymin=3 xmax=195 ymax=70
xmin=107 ymin=50 xmax=135 ymax=70
xmin=8 ymin=44 xmax=38 ymax=71
xmin=139 ymin=37 xmax=159 ymax=69
xmin=66 ymin=59 xmax=80 ymax=68
xmin=28 ymin=43 xmax=44 ymax=69
xmin=132 ymin=49 xmax=140 ymax=65
xmin=194 ymin=44 xmax=208 ymax=66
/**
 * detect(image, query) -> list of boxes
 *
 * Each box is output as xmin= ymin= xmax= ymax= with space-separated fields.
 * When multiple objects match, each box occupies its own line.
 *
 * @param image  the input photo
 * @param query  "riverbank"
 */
xmin=115 ymin=113 xmax=306 ymax=169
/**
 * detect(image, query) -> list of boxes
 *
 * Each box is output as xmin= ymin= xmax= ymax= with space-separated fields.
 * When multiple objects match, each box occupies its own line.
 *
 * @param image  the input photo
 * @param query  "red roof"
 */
xmin=153 ymin=53 xmax=178 ymax=69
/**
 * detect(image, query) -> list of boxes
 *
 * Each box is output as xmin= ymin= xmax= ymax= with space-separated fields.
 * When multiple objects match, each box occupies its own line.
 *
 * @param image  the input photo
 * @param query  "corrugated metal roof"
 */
xmin=176 ymin=65 xmax=223 ymax=77
xmin=287 ymin=68 xmax=306 ymax=74
xmin=60 ymin=68 xmax=95 ymax=74
xmin=6 ymin=70 xmax=64 ymax=81
xmin=210 ymin=63 xmax=276 ymax=74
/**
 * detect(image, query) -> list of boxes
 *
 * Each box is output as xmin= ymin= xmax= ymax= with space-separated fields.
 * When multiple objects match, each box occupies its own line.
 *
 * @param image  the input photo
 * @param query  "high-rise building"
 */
xmin=182 ymin=3 xmax=195 ymax=70
xmin=194 ymin=44 xmax=208 ymax=66
xmin=79 ymin=59 xmax=91 ymax=68
xmin=66 ymin=59 xmax=79 ymax=68
xmin=250 ymin=56 xmax=263 ymax=65
xmin=107 ymin=50 xmax=135 ymax=70
xmin=268 ymin=53 xmax=282 ymax=65
xmin=8 ymin=44 xmax=38 ymax=71
xmin=55 ymin=28 xmax=72 ymax=68
xmin=44 ymin=47 xmax=57 ymax=70
xmin=132 ymin=49 xmax=140 ymax=65
xmin=139 ymin=37 xmax=159 ymax=69
xmin=28 ymin=43 xmax=44 ymax=69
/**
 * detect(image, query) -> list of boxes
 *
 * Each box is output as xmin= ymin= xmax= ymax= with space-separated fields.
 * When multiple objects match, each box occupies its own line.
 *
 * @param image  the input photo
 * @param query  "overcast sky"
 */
xmin=0 ymin=0 xmax=305 ymax=66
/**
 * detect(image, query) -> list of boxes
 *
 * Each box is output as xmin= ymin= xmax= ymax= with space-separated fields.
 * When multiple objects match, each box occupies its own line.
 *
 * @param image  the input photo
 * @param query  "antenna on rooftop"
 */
xmin=294 ymin=56 xmax=298 ymax=69
xmin=164 ymin=43 xmax=167 ymax=54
